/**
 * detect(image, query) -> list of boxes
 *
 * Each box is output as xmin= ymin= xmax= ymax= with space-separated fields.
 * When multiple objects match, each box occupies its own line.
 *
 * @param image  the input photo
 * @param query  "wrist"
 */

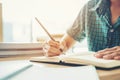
xmin=60 ymin=40 xmax=68 ymax=54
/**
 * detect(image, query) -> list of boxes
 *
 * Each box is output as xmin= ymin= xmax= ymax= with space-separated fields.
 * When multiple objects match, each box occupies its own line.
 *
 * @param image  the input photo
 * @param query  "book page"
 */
xmin=62 ymin=53 xmax=120 ymax=68
xmin=31 ymin=56 xmax=61 ymax=63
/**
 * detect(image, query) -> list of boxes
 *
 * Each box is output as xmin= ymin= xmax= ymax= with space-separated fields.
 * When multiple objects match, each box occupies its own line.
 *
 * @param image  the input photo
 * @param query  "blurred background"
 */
xmin=0 ymin=0 xmax=89 ymax=53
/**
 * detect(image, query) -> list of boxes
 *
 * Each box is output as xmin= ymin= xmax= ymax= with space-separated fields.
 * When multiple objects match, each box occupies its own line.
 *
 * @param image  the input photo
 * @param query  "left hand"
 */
xmin=94 ymin=46 xmax=120 ymax=60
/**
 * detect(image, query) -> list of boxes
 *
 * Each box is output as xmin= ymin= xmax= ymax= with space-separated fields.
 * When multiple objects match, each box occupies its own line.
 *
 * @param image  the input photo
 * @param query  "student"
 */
xmin=45 ymin=0 xmax=120 ymax=60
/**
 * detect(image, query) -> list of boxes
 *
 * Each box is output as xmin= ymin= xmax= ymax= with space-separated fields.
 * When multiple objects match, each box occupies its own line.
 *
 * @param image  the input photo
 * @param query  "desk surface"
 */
xmin=0 ymin=55 xmax=120 ymax=80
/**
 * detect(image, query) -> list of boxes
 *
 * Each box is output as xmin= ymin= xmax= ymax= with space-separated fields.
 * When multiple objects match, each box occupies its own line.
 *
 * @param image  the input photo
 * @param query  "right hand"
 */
xmin=44 ymin=40 xmax=63 ymax=57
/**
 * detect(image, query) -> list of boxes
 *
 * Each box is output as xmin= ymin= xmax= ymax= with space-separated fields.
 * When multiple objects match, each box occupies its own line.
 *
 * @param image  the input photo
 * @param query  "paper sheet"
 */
xmin=10 ymin=65 xmax=99 ymax=80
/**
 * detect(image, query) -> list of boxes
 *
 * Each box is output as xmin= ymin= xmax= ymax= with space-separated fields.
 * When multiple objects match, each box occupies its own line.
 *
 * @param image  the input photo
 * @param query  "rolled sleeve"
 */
xmin=67 ymin=3 xmax=88 ymax=42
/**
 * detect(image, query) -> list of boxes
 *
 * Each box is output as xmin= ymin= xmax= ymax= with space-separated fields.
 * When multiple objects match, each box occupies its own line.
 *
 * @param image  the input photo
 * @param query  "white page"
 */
xmin=10 ymin=65 xmax=99 ymax=80
xmin=0 ymin=60 xmax=32 ymax=80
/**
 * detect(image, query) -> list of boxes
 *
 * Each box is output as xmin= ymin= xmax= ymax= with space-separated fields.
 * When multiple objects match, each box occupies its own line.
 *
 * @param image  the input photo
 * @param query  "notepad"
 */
xmin=30 ymin=52 xmax=120 ymax=69
xmin=0 ymin=60 xmax=32 ymax=80
xmin=9 ymin=65 xmax=99 ymax=80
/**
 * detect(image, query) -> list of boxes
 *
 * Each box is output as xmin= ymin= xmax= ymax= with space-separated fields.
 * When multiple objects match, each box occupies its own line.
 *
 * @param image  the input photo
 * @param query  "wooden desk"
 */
xmin=0 ymin=56 xmax=120 ymax=80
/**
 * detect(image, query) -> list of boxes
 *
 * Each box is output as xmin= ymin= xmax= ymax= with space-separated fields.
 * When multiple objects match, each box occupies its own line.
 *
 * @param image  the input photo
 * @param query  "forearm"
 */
xmin=60 ymin=33 xmax=76 ymax=53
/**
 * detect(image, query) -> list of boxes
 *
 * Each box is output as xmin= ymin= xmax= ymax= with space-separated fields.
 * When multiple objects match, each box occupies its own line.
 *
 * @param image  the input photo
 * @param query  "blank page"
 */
xmin=10 ymin=65 xmax=99 ymax=80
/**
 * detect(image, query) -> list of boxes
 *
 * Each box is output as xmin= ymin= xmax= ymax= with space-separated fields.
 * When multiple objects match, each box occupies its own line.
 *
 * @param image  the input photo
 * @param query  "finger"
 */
xmin=114 ymin=56 xmax=120 ymax=60
xmin=43 ymin=44 xmax=50 ymax=51
xmin=48 ymin=40 xmax=60 ymax=48
xmin=110 ymin=52 xmax=119 ymax=57
xmin=110 ymin=46 xmax=117 ymax=49
xmin=97 ymin=48 xmax=111 ymax=54
xmin=116 ymin=48 xmax=120 ymax=52
xmin=102 ymin=52 xmax=120 ymax=60
xmin=95 ymin=49 xmax=115 ymax=59
xmin=96 ymin=47 xmax=119 ymax=59
xmin=113 ymin=46 xmax=120 ymax=49
xmin=98 ymin=48 xmax=115 ymax=53
xmin=97 ymin=48 xmax=109 ymax=53
xmin=95 ymin=51 xmax=113 ymax=59
xmin=48 ymin=40 xmax=60 ymax=45
xmin=98 ymin=48 xmax=110 ymax=52
xmin=103 ymin=54 xmax=114 ymax=60
xmin=46 ymin=52 xmax=60 ymax=57
xmin=45 ymin=48 xmax=61 ymax=57
xmin=48 ymin=47 xmax=61 ymax=54
xmin=94 ymin=53 xmax=104 ymax=58
xmin=97 ymin=49 xmax=114 ymax=55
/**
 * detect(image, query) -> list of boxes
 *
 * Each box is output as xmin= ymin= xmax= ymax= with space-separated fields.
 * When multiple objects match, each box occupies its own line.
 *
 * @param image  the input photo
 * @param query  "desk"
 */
xmin=0 ymin=56 xmax=120 ymax=80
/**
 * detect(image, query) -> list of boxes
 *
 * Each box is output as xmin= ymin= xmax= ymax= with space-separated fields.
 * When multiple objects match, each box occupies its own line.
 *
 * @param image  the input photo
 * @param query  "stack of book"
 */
xmin=0 ymin=43 xmax=44 ymax=57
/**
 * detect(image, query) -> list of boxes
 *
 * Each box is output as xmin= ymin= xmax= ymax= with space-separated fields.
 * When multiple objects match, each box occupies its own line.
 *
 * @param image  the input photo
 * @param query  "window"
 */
xmin=1 ymin=0 xmax=89 ymax=52
xmin=2 ymin=0 xmax=88 ymax=41
xmin=0 ymin=2 xmax=2 ymax=42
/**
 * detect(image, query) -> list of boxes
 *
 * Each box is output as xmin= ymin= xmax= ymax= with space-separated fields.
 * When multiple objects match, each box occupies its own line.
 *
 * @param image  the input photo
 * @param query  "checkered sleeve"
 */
xmin=67 ymin=4 xmax=88 ymax=42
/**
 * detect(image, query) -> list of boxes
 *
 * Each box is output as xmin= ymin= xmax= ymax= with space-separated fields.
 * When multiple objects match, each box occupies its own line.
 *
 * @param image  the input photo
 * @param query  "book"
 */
xmin=0 ymin=43 xmax=43 ymax=49
xmin=30 ymin=52 xmax=120 ymax=69
xmin=0 ymin=43 xmax=44 ymax=57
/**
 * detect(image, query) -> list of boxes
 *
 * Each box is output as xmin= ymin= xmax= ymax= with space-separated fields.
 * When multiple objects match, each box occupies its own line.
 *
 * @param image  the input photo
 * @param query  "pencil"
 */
xmin=35 ymin=17 xmax=55 ymax=41
xmin=35 ymin=17 xmax=64 ymax=53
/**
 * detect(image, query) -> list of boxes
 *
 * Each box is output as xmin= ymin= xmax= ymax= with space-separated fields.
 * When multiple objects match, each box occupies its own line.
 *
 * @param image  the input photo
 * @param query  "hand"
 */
xmin=43 ymin=40 xmax=64 ymax=57
xmin=94 ymin=46 xmax=120 ymax=60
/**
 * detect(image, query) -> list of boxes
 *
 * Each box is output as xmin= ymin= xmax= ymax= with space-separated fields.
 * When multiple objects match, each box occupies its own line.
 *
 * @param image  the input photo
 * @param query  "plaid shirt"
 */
xmin=67 ymin=0 xmax=120 ymax=52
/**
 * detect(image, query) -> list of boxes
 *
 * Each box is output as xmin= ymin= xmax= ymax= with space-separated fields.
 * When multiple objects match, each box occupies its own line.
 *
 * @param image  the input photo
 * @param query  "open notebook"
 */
xmin=30 ymin=52 xmax=120 ymax=69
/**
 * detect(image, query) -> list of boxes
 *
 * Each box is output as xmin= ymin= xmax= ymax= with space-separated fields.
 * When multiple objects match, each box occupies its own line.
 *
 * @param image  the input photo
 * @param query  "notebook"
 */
xmin=30 ymin=52 xmax=120 ymax=69
xmin=9 ymin=65 xmax=99 ymax=80
xmin=0 ymin=60 xmax=32 ymax=80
